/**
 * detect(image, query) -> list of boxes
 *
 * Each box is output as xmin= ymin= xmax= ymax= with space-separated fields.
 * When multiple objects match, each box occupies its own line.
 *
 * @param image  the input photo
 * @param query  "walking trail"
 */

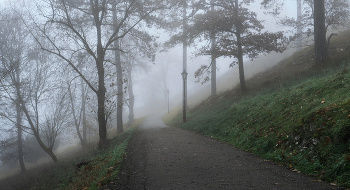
xmin=103 ymin=111 xmax=338 ymax=190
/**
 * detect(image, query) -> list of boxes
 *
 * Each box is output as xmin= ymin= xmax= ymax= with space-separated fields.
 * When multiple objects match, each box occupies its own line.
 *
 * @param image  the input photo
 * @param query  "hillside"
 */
xmin=164 ymin=29 xmax=350 ymax=188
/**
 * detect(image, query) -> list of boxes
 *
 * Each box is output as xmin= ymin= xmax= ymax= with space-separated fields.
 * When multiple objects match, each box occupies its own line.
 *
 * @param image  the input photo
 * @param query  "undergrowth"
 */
xmin=166 ymin=61 xmax=350 ymax=188
xmin=31 ymin=117 xmax=145 ymax=190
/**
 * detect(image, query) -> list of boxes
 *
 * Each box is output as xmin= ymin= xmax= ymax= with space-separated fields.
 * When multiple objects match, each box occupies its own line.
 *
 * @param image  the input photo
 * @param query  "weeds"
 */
xmin=166 ymin=60 xmax=350 ymax=188
xmin=31 ymin=117 xmax=145 ymax=190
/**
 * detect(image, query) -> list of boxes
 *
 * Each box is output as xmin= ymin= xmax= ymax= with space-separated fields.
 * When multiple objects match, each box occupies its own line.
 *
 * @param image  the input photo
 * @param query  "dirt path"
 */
xmin=104 ymin=112 xmax=338 ymax=190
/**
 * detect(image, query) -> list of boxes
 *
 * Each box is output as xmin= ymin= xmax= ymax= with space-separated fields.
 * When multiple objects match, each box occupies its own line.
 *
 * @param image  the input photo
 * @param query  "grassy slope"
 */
xmin=31 ymin=117 xmax=145 ymax=190
xmin=164 ymin=30 xmax=350 ymax=187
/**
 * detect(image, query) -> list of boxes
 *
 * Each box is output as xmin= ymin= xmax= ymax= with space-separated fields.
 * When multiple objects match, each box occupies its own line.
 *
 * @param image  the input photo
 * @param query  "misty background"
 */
xmin=0 ymin=0 xmax=348 ymax=180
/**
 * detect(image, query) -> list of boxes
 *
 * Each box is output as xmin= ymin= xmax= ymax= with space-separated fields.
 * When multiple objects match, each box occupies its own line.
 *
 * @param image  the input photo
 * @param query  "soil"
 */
xmin=101 ymin=112 xmax=340 ymax=190
xmin=0 ymin=162 xmax=52 ymax=190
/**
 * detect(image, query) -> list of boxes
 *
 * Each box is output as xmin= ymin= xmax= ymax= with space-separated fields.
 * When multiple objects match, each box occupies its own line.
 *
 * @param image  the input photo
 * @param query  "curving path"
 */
xmin=103 ymin=111 xmax=338 ymax=190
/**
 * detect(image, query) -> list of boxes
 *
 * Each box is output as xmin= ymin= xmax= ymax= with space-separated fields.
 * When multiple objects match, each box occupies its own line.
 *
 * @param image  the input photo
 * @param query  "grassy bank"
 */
xmin=31 ymin=117 xmax=145 ymax=190
xmin=165 ymin=60 xmax=350 ymax=187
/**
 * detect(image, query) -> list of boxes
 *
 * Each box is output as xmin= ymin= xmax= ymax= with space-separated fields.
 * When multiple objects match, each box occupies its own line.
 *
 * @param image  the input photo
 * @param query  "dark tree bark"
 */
xmin=127 ymin=65 xmax=134 ymax=124
xmin=90 ymin=0 xmax=108 ymax=146
xmin=314 ymin=0 xmax=328 ymax=64
xmin=113 ymin=1 xmax=124 ymax=134
xmin=235 ymin=0 xmax=246 ymax=91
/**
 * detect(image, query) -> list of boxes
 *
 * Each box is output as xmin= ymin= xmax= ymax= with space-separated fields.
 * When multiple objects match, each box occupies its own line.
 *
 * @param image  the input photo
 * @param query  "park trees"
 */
xmin=0 ymin=12 xmax=27 ymax=172
xmin=187 ymin=0 xmax=288 ymax=91
xmin=261 ymin=0 xmax=349 ymax=64
xmin=30 ymin=0 xmax=165 ymax=147
xmin=0 ymin=10 xmax=67 ymax=163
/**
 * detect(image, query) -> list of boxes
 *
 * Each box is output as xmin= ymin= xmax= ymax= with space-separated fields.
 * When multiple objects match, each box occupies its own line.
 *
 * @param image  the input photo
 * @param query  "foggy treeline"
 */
xmin=0 ymin=0 xmax=348 ymax=178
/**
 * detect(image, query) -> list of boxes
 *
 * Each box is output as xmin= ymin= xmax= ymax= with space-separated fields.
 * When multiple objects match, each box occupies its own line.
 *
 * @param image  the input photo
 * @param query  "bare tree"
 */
xmin=0 ymin=12 xmax=27 ymax=172
xmin=0 ymin=11 xmax=64 ymax=163
xmin=67 ymin=54 xmax=89 ymax=149
xmin=28 ymin=0 xmax=166 ymax=147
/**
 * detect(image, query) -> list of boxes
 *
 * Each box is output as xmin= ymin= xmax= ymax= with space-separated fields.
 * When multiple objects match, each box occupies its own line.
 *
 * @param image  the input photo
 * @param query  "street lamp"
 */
xmin=181 ymin=70 xmax=188 ymax=123
xmin=167 ymin=89 xmax=170 ymax=114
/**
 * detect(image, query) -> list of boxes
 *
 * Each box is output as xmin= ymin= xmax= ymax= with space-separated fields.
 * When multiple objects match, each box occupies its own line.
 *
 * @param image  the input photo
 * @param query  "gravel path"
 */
xmin=104 ymin=112 xmax=338 ymax=190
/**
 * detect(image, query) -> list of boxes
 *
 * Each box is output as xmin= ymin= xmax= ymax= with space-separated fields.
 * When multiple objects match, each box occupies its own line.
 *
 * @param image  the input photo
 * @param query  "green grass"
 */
xmin=31 ymin=117 xmax=145 ymax=190
xmin=166 ymin=61 xmax=350 ymax=188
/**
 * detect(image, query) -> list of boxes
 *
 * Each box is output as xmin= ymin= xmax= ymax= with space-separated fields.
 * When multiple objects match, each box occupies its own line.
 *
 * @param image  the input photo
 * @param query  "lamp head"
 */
xmin=181 ymin=70 xmax=188 ymax=80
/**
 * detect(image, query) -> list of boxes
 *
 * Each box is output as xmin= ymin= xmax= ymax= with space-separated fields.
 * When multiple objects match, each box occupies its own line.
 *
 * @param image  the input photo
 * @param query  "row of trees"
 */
xmin=167 ymin=0 xmax=348 ymax=95
xmin=0 ymin=0 xmax=162 ymax=172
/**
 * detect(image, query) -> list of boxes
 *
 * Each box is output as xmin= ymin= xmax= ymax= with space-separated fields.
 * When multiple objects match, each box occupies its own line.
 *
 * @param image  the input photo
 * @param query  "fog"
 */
xmin=0 ymin=0 xmax=349 ymax=182
xmin=131 ymin=1 xmax=298 ymax=117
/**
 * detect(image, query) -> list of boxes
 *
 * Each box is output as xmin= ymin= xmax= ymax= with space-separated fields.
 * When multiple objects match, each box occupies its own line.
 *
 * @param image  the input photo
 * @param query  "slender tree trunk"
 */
xmin=17 ymin=105 xmax=25 ymax=172
xmin=68 ymin=84 xmax=85 ymax=149
xmin=297 ymin=0 xmax=302 ymax=52
xmin=78 ymin=58 xmax=87 ymax=146
xmin=127 ymin=67 xmax=134 ymax=124
xmin=15 ymin=63 xmax=25 ymax=172
xmin=211 ymin=0 xmax=216 ymax=96
xmin=235 ymin=0 xmax=246 ymax=91
xmin=314 ymin=0 xmax=327 ymax=64
xmin=16 ymin=65 xmax=59 ymax=163
xmin=113 ymin=2 xmax=124 ymax=134
xmin=20 ymin=100 xmax=59 ymax=163
xmin=81 ymin=77 xmax=87 ymax=146
xmin=183 ymin=0 xmax=188 ymax=109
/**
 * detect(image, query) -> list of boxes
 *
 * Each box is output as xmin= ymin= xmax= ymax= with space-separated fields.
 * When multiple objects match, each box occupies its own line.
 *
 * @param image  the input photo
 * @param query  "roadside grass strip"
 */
xmin=166 ymin=63 xmax=350 ymax=188
xmin=31 ymin=117 xmax=145 ymax=190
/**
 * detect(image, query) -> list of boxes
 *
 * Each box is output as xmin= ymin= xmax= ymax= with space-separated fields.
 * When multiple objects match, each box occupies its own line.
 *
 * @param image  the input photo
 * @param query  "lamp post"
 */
xmin=167 ymin=89 xmax=170 ymax=114
xmin=181 ymin=70 xmax=188 ymax=123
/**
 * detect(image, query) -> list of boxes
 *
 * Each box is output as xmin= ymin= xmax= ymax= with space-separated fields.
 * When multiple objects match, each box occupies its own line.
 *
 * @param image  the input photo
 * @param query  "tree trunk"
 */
xmin=183 ymin=0 xmax=188 ymax=109
xmin=297 ymin=0 xmax=302 ymax=51
xmin=81 ymin=77 xmax=87 ymax=146
xmin=314 ymin=0 xmax=327 ymax=64
xmin=68 ymin=84 xmax=85 ymax=149
xmin=211 ymin=0 xmax=216 ymax=96
xmin=127 ymin=67 xmax=134 ymax=124
xmin=16 ymin=101 xmax=25 ymax=172
xmin=113 ymin=2 xmax=124 ymax=134
xmin=20 ymin=100 xmax=59 ymax=163
xmin=235 ymin=0 xmax=246 ymax=91
xmin=96 ymin=14 xmax=107 ymax=146
xmin=15 ymin=63 xmax=25 ymax=172
xmin=97 ymin=50 xmax=107 ymax=147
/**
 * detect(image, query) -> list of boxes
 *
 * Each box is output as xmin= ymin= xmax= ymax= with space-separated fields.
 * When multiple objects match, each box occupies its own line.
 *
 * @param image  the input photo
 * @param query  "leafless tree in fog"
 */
xmin=28 ymin=0 xmax=166 ymax=147
xmin=0 ymin=12 xmax=28 ymax=172
xmin=67 ymin=53 xmax=90 ymax=150
xmin=0 ymin=11 xmax=64 ymax=163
